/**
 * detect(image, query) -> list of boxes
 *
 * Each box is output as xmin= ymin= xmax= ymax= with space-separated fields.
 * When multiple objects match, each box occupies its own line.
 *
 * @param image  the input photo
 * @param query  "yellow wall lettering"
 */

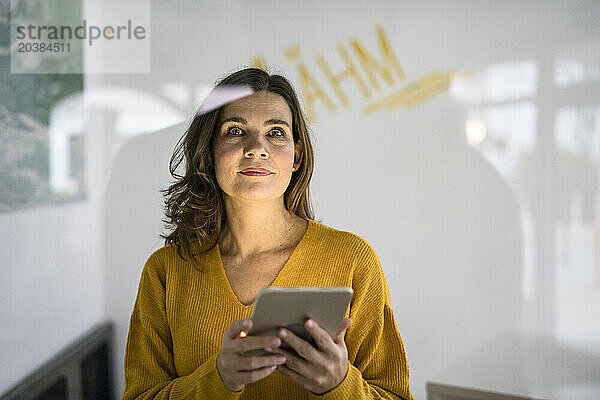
xmin=285 ymin=45 xmax=337 ymax=122
xmin=254 ymin=25 xmax=461 ymax=119
xmin=316 ymin=44 xmax=371 ymax=108
xmin=251 ymin=56 xmax=268 ymax=71
xmin=351 ymin=24 xmax=405 ymax=90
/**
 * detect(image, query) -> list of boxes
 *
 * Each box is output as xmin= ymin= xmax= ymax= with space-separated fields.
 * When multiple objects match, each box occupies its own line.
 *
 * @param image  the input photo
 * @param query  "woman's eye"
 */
xmin=269 ymin=128 xmax=285 ymax=137
xmin=228 ymin=127 xmax=243 ymax=136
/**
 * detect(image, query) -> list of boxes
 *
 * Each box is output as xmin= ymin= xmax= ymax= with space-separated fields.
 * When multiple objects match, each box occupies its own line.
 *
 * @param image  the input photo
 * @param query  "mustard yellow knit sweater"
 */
xmin=122 ymin=219 xmax=414 ymax=399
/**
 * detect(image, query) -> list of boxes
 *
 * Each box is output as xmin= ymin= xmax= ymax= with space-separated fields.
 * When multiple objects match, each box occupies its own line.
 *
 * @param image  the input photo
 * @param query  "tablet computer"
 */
xmin=245 ymin=286 xmax=354 ymax=356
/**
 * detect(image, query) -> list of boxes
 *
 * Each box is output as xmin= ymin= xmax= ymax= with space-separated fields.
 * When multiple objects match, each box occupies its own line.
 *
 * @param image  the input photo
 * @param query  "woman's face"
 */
xmin=212 ymin=91 xmax=301 ymax=202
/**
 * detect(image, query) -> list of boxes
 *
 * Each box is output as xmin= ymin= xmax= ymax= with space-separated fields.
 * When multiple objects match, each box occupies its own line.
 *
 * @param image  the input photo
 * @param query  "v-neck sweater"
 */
xmin=121 ymin=219 xmax=414 ymax=400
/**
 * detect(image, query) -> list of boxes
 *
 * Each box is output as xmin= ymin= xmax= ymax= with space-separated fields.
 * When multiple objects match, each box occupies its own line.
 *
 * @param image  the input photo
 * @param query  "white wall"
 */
xmin=0 ymin=133 xmax=106 ymax=392
xmin=0 ymin=202 xmax=105 ymax=392
xmin=3 ymin=1 xmax=600 ymax=399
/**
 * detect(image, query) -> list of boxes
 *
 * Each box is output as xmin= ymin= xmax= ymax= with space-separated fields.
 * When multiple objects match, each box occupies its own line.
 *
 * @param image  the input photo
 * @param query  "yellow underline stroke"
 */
xmin=362 ymin=71 xmax=437 ymax=114
xmin=384 ymin=70 xmax=443 ymax=109
xmin=361 ymin=87 xmax=410 ymax=115
xmin=362 ymin=69 xmax=457 ymax=114
xmin=362 ymin=70 xmax=440 ymax=114
xmin=401 ymin=69 xmax=456 ymax=109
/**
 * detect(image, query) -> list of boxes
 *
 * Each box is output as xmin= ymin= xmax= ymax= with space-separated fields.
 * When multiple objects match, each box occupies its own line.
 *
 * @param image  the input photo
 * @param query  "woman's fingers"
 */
xmin=335 ymin=318 xmax=352 ymax=344
xmin=220 ymin=317 xmax=351 ymax=393
xmin=219 ymin=363 xmax=277 ymax=392
xmin=238 ymin=354 xmax=287 ymax=371
xmin=236 ymin=335 xmax=282 ymax=354
xmin=236 ymin=364 xmax=279 ymax=385
xmin=223 ymin=319 xmax=282 ymax=354
xmin=223 ymin=318 xmax=251 ymax=340
xmin=221 ymin=350 xmax=286 ymax=370
xmin=270 ymin=346 xmax=312 ymax=375
xmin=303 ymin=318 xmax=337 ymax=352
xmin=218 ymin=319 xmax=285 ymax=392
xmin=278 ymin=327 xmax=317 ymax=359
xmin=275 ymin=363 xmax=309 ymax=387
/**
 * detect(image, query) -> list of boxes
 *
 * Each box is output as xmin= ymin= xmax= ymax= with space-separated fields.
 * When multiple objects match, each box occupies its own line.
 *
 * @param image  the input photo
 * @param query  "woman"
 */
xmin=122 ymin=68 xmax=414 ymax=399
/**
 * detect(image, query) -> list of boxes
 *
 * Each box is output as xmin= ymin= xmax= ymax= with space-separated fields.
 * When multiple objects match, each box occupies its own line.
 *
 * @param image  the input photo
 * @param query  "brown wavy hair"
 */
xmin=160 ymin=68 xmax=315 ymax=270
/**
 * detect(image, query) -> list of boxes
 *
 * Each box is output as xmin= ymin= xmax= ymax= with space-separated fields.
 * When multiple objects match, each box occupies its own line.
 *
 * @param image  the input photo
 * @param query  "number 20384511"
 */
xmin=18 ymin=42 xmax=71 ymax=53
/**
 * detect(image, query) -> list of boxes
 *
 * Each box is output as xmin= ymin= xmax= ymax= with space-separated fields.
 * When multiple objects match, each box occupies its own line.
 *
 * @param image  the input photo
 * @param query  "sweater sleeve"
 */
xmin=308 ymin=238 xmax=415 ymax=400
xmin=121 ymin=250 xmax=244 ymax=400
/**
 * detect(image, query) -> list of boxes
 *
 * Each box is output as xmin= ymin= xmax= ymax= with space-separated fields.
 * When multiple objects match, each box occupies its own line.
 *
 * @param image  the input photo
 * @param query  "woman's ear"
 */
xmin=293 ymin=141 xmax=302 ymax=172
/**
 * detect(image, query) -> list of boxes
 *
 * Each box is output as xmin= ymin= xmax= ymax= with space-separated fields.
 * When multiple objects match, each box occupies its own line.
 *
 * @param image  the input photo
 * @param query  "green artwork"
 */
xmin=0 ymin=0 xmax=84 ymax=213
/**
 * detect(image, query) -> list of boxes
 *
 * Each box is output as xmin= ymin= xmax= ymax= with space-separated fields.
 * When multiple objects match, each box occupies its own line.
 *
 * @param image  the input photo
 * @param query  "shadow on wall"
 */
xmin=103 ymin=122 xmax=187 ymax=399
xmin=383 ymin=119 xmax=523 ymax=389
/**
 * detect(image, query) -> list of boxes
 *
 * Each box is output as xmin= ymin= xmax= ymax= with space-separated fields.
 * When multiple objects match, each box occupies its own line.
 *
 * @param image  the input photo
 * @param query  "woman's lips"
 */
xmin=239 ymin=168 xmax=273 ymax=176
xmin=239 ymin=171 xmax=272 ymax=176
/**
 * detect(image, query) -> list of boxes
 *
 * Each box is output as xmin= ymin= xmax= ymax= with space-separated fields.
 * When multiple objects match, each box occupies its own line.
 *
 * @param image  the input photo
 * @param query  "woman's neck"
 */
xmin=219 ymin=197 xmax=304 ymax=259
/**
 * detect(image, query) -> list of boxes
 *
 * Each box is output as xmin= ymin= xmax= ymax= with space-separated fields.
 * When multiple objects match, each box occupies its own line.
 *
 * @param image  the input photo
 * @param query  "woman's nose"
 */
xmin=245 ymin=149 xmax=269 ymax=159
xmin=244 ymin=137 xmax=269 ymax=159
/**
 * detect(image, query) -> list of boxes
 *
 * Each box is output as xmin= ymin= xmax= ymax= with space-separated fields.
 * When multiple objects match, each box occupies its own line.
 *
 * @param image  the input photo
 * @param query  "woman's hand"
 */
xmin=272 ymin=318 xmax=353 ymax=395
xmin=216 ymin=319 xmax=287 ymax=392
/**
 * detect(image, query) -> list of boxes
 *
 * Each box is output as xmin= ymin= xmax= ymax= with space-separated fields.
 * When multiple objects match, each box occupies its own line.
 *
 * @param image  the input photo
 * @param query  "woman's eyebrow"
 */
xmin=220 ymin=117 xmax=290 ymax=129
xmin=221 ymin=116 xmax=247 ymax=125
xmin=264 ymin=119 xmax=290 ymax=128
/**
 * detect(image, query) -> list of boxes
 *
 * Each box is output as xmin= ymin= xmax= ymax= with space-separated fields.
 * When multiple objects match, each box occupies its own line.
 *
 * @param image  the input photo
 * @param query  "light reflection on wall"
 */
xmin=451 ymin=61 xmax=539 ymax=304
xmin=554 ymin=41 xmax=600 ymax=89
xmin=552 ymin=44 xmax=600 ymax=344
xmin=479 ymin=102 xmax=537 ymax=178
xmin=451 ymin=61 xmax=537 ymax=103
xmin=48 ymin=86 xmax=187 ymax=196
xmin=465 ymin=118 xmax=486 ymax=146
xmin=451 ymin=53 xmax=600 ymax=344
xmin=554 ymin=105 xmax=600 ymax=344
xmin=555 ymin=59 xmax=600 ymax=87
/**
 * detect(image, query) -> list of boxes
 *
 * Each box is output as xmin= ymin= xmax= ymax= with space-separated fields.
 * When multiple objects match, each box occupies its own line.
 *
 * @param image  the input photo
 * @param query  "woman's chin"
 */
xmin=225 ymin=190 xmax=285 ymax=202
xmin=223 ymin=185 xmax=286 ymax=201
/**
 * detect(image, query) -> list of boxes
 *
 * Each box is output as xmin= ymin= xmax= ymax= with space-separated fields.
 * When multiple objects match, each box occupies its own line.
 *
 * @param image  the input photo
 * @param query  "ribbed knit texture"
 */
xmin=121 ymin=219 xmax=414 ymax=399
